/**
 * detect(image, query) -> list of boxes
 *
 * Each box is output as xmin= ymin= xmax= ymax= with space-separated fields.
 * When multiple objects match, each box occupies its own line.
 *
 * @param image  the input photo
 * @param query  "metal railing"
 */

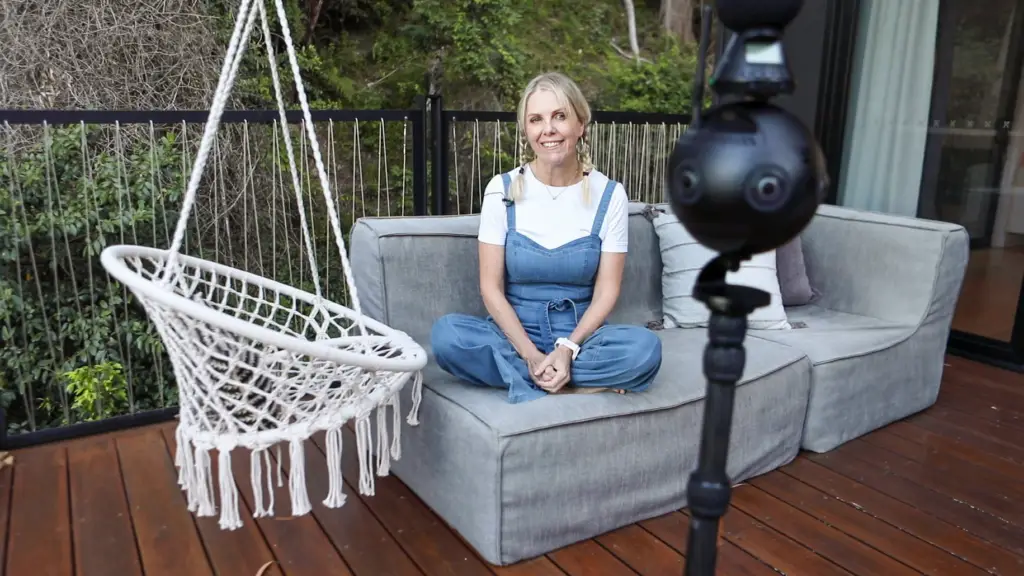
xmin=0 ymin=97 xmax=689 ymax=447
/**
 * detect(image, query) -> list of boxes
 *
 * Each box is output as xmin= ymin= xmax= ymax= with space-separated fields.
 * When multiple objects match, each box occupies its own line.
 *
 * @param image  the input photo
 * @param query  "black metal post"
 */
xmin=411 ymin=95 xmax=429 ymax=216
xmin=428 ymin=92 xmax=450 ymax=216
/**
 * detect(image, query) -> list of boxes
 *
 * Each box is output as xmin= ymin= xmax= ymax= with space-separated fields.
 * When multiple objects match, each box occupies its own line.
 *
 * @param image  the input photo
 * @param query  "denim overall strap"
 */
xmin=502 ymin=172 xmax=515 ymax=230
xmin=590 ymin=178 xmax=618 ymax=235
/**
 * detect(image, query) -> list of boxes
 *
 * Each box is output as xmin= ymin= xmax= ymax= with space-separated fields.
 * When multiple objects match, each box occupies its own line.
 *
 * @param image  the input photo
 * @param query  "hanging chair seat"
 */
xmin=102 ymin=244 xmax=425 ymax=447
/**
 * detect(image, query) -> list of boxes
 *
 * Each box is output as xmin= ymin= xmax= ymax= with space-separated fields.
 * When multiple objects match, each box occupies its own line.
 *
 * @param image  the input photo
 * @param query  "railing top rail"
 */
xmin=446 ymin=109 xmax=691 ymax=125
xmin=0 ymin=109 xmax=416 ymax=125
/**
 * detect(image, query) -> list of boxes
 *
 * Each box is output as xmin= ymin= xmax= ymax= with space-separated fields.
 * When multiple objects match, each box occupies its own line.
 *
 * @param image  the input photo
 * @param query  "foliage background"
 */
xmin=0 ymin=0 xmax=709 ymax=433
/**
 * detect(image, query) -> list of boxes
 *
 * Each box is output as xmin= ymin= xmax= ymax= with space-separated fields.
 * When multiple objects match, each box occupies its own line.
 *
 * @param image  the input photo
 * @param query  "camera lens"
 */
xmin=672 ymin=165 xmax=701 ymax=205
xmin=745 ymin=170 xmax=788 ymax=212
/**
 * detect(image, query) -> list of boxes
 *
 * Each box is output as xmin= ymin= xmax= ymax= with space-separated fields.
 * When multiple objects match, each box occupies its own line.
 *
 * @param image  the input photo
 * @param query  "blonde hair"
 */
xmin=510 ymin=72 xmax=595 ymax=203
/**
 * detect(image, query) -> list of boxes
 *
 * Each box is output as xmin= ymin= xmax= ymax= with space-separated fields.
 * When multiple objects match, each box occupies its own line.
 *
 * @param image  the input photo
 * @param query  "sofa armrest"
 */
xmin=800 ymin=204 xmax=969 ymax=327
xmin=348 ymin=214 xmax=486 ymax=347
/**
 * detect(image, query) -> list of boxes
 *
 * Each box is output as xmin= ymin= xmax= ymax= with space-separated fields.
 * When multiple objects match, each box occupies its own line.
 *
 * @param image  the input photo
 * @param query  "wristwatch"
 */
xmin=555 ymin=337 xmax=580 ymax=360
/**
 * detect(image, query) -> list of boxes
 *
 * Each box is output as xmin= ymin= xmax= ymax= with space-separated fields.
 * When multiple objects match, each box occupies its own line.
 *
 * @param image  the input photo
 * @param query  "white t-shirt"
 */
xmin=477 ymin=168 xmax=629 ymax=253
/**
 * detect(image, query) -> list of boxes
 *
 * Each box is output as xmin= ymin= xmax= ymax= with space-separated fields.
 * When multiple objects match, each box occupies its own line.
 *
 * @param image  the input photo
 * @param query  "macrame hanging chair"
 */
xmin=99 ymin=0 xmax=427 ymax=529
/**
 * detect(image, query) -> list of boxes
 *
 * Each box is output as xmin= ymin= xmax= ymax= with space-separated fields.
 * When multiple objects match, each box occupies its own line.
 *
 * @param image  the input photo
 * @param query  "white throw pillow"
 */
xmin=650 ymin=208 xmax=791 ymax=330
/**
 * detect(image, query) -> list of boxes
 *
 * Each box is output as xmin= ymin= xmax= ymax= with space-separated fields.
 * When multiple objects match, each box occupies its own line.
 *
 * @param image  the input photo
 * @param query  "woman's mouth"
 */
xmin=541 ymin=141 xmax=562 ymax=149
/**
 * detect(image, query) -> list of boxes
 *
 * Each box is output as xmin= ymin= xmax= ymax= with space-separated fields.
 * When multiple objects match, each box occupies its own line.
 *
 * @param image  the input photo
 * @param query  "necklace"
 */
xmin=530 ymin=165 xmax=570 ymax=200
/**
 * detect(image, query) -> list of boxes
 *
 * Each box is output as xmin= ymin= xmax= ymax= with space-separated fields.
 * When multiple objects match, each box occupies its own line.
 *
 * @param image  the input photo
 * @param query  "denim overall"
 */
xmin=431 ymin=170 xmax=662 ymax=403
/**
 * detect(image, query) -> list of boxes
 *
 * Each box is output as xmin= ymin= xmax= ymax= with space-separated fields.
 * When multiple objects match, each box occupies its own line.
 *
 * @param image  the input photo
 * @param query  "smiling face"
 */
xmin=523 ymin=88 xmax=586 ymax=168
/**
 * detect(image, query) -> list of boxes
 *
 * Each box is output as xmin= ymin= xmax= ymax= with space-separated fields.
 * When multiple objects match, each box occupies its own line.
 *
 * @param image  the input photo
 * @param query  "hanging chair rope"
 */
xmin=99 ymin=0 xmax=427 ymax=531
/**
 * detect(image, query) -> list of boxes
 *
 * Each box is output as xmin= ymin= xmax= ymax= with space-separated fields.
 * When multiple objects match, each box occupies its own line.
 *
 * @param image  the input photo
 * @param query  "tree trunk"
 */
xmin=303 ymin=0 xmax=326 ymax=45
xmin=623 ymin=0 xmax=641 ymax=62
xmin=661 ymin=0 xmax=695 ymax=44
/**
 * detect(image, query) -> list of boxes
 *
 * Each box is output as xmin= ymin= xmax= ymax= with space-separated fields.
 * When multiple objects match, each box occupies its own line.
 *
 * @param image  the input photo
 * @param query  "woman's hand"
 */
xmin=525 ymin=350 xmax=556 ymax=388
xmin=533 ymin=346 xmax=573 ymax=393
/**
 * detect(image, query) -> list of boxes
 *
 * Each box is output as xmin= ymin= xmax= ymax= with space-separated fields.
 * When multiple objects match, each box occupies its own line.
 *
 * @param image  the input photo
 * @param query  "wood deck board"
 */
xmin=7 ymin=355 xmax=1024 ymax=576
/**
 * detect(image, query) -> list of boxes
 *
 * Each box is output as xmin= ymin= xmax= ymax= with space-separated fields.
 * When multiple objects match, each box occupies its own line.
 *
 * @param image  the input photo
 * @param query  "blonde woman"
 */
xmin=431 ymin=72 xmax=662 ymax=403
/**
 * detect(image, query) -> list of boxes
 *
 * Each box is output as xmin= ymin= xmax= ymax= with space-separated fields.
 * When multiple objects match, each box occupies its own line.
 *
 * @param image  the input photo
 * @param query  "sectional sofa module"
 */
xmin=347 ymin=202 xmax=968 ymax=565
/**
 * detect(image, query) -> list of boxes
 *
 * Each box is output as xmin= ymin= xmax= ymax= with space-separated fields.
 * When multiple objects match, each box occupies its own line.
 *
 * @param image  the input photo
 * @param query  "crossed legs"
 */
xmin=430 ymin=313 xmax=662 ymax=403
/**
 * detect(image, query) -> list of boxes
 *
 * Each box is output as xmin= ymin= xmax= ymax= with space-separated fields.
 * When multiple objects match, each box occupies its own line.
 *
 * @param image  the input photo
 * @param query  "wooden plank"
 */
xmin=116 ymin=429 xmax=214 ymax=576
xmin=730 ymin=484 xmax=920 ymax=575
xmin=640 ymin=510 xmax=798 ymax=575
xmin=547 ymin=540 xmax=637 ymax=576
xmin=749 ymin=468 xmax=990 ymax=575
xmin=158 ymin=424 xmax=280 ymax=576
xmin=67 ymin=438 xmax=144 ymax=576
xmin=709 ymin=507 xmax=854 ymax=575
xmin=779 ymin=457 xmax=1024 ymax=575
xmin=945 ymin=356 xmax=1024 ymax=395
xmin=0 ymin=456 xmax=14 ymax=573
xmin=317 ymin=427 xmax=495 ymax=576
xmin=909 ymin=407 xmax=1024 ymax=463
xmin=886 ymin=420 xmax=1024 ymax=480
xmin=489 ymin=555 xmax=567 ymax=576
xmin=806 ymin=447 xmax=1024 ymax=557
xmin=937 ymin=387 xmax=1024 ymax=429
xmin=862 ymin=429 xmax=1024 ymax=507
xmin=6 ymin=446 xmax=73 ymax=576
xmin=840 ymin=438 xmax=1024 ymax=526
xmin=595 ymin=523 xmax=684 ymax=575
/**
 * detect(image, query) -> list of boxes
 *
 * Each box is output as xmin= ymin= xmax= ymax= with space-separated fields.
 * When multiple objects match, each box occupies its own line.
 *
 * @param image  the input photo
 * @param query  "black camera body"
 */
xmin=668 ymin=0 xmax=828 ymax=258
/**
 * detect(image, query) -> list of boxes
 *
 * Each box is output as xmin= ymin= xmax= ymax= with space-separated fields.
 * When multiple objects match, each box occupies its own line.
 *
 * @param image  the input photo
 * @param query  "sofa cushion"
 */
xmin=387 ymin=327 xmax=812 ymax=565
xmin=776 ymin=236 xmax=817 ymax=306
xmin=750 ymin=305 xmax=929 ymax=453
xmin=757 ymin=204 xmax=970 ymax=453
xmin=348 ymin=203 xmax=664 ymax=345
xmin=751 ymin=305 xmax=913 ymax=363
xmin=650 ymin=207 xmax=791 ymax=330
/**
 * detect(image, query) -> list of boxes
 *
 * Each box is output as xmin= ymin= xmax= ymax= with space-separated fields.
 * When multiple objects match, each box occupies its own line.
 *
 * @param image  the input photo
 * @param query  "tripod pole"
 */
xmin=684 ymin=255 xmax=770 ymax=576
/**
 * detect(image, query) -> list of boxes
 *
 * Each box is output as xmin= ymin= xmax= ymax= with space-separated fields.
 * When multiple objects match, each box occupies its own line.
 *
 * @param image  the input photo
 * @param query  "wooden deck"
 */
xmin=3 ymin=354 xmax=1024 ymax=576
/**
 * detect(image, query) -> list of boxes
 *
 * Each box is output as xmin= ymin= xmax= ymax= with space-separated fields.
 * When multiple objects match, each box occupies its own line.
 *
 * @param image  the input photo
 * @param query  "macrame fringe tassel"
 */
xmin=355 ymin=415 xmax=375 ymax=496
xmin=407 ymin=370 xmax=423 ymax=426
xmin=390 ymin=392 xmax=402 ymax=461
xmin=323 ymin=427 xmax=346 ymax=508
xmin=276 ymin=444 xmax=284 ymax=487
xmin=193 ymin=444 xmax=217 ymax=517
xmin=376 ymin=402 xmax=390 ymax=476
xmin=170 ymin=367 xmax=425 ymax=526
xmin=250 ymin=448 xmax=276 ymax=518
xmin=288 ymin=438 xmax=312 ymax=516
xmin=218 ymin=448 xmax=242 ymax=529
xmin=176 ymin=429 xmax=198 ymax=513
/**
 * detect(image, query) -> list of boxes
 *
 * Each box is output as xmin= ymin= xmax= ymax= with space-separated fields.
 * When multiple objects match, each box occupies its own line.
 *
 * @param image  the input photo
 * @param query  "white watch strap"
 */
xmin=555 ymin=337 xmax=580 ymax=359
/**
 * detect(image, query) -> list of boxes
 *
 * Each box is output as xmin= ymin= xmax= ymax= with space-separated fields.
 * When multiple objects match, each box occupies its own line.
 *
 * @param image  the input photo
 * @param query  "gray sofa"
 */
xmin=348 ymin=201 xmax=969 ymax=566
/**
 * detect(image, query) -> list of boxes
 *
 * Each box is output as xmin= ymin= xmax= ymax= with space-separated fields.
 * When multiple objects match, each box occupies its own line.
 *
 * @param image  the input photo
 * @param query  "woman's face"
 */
xmin=524 ymin=89 xmax=584 ymax=167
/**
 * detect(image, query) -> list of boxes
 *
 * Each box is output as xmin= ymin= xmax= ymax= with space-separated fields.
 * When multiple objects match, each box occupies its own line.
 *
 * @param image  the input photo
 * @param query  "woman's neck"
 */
xmin=530 ymin=159 xmax=582 ymax=187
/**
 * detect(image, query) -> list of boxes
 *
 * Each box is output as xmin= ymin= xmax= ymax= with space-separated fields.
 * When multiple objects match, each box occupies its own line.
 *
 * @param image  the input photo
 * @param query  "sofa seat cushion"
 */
xmin=387 ymin=327 xmax=812 ymax=565
xmin=749 ymin=305 xmax=935 ymax=453
xmin=750 ymin=305 xmax=914 ymax=364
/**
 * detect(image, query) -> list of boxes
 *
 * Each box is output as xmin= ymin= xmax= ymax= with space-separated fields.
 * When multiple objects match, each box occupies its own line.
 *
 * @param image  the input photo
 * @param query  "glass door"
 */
xmin=920 ymin=0 xmax=1024 ymax=367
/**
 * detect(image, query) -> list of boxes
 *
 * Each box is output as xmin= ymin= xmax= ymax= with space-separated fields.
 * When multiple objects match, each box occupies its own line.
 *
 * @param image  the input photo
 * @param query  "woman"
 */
xmin=430 ymin=72 xmax=663 ymax=404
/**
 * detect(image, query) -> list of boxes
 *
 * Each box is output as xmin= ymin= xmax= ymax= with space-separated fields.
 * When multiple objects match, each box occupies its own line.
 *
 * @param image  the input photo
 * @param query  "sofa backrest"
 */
xmin=348 ymin=202 xmax=664 ymax=346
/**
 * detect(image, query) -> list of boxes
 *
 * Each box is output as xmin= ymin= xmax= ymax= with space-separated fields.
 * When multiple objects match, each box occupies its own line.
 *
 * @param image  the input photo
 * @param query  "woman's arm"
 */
xmin=479 ymin=242 xmax=541 ymax=359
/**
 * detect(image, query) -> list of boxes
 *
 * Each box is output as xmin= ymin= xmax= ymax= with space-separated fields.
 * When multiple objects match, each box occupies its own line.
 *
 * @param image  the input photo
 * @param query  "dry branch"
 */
xmin=0 ymin=0 xmax=228 ymax=111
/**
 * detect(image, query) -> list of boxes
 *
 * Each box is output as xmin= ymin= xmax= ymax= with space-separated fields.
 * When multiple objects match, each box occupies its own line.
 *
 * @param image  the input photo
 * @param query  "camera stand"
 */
xmin=684 ymin=254 xmax=770 ymax=576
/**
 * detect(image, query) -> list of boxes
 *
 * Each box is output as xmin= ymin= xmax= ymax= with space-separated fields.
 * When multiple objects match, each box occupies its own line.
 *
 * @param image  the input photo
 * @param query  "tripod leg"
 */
xmin=684 ymin=311 xmax=748 ymax=576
